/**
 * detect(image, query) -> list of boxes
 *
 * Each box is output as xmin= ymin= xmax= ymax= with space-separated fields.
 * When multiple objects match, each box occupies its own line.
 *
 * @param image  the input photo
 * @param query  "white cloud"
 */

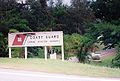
xmin=17 ymin=0 xmax=72 ymax=6
xmin=47 ymin=0 xmax=71 ymax=6
xmin=62 ymin=0 xmax=71 ymax=6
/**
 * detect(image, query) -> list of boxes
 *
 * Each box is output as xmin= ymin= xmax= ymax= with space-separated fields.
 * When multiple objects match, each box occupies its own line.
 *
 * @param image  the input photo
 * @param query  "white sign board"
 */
xmin=8 ymin=31 xmax=63 ymax=47
xmin=8 ymin=31 xmax=64 ymax=61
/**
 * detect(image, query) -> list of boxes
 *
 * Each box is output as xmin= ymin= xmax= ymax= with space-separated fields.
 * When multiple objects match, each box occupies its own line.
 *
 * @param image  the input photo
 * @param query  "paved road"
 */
xmin=0 ymin=69 xmax=120 ymax=81
xmin=100 ymin=48 xmax=115 ymax=55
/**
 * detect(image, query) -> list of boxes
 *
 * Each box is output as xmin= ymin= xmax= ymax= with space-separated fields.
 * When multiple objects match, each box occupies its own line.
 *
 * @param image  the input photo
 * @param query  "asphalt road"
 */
xmin=0 ymin=69 xmax=120 ymax=81
xmin=100 ymin=48 xmax=115 ymax=55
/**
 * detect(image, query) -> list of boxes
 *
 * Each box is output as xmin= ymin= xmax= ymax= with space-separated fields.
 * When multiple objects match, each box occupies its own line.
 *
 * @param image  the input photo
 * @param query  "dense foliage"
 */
xmin=90 ymin=0 xmax=120 ymax=22
xmin=64 ymin=33 xmax=94 ymax=63
xmin=87 ymin=0 xmax=120 ymax=67
xmin=88 ymin=22 xmax=120 ymax=48
xmin=87 ymin=21 xmax=120 ymax=68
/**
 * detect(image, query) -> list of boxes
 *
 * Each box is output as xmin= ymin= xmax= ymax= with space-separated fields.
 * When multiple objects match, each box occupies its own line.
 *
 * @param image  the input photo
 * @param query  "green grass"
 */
xmin=90 ymin=54 xmax=116 ymax=67
xmin=0 ymin=58 xmax=120 ymax=78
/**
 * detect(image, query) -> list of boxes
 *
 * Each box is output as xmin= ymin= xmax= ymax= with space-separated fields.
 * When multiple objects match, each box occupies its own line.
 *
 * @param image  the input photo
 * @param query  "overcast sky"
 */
xmin=62 ymin=0 xmax=71 ymax=6
xmin=17 ymin=0 xmax=71 ymax=6
xmin=17 ymin=0 xmax=96 ymax=6
xmin=47 ymin=0 xmax=96 ymax=6
xmin=47 ymin=0 xmax=71 ymax=6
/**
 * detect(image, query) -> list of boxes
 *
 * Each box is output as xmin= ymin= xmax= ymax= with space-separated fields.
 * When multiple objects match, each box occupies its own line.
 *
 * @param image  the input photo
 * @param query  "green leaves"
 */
xmin=64 ymin=33 xmax=94 ymax=63
xmin=88 ymin=21 xmax=120 ymax=68
xmin=88 ymin=21 xmax=120 ymax=48
xmin=0 ymin=32 xmax=8 ymax=57
xmin=0 ymin=8 xmax=32 ymax=33
xmin=90 ymin=0 xmax=120 ymax=21
xmin=9 ymin=29 xmax=19 ymax=33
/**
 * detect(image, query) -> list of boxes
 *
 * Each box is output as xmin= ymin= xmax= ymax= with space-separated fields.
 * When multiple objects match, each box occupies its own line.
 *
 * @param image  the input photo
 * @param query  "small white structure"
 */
xmin=91 ymin=52 xmax=101 ymax=57
xmin=50 ymin=52 xmax=56 ymax=59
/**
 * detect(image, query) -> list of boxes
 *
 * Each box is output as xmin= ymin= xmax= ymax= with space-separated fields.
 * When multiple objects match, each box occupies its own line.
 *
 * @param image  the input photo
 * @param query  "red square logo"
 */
xmin=12 ymin=34 xmax=26 ymax=46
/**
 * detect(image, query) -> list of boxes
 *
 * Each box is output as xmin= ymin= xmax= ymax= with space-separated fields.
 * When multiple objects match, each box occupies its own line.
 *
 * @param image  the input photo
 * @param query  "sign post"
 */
xmin=61 ymin=32 xmax=64 ymax=61
xmin=45 ymin=46 xmax=47 ymax=60
xmin=8 ymin=31 xmax=64 ymax=61
xmin=9 ymin=47 xmax=11 ymax=58
xmin=62 ymin=45 xmax=64 ymax=61
xmin=25 ymin=47 xmax=27 ymax=59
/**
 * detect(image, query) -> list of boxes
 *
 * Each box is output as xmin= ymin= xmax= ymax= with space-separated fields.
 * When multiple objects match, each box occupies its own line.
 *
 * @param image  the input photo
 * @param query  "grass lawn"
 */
xmin=90 ymin=54 xmax=116 ymax=67
xmin=0 ymin=58 xmax=120 ymax=78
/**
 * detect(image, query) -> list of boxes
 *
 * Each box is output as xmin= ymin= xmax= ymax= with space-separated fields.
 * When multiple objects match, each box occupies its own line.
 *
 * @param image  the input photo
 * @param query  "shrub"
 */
xmin=64 ymin=33 xmax=94 ymax=63
xmin=92 ymin=55 xmax=100 ymax=60
xmin=112 ymin=43 xmax=120 ymax=68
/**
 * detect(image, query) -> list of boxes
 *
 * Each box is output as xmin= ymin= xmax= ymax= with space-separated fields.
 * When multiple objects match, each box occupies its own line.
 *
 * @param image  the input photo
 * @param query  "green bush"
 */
xmin=11 ymin=47 xmax=24 ymax=58
xmin=37 ymin=48 xmax=44 ymax=58
xmin=0 ymin=33 xmax=8 ymax=57
xmin=92 ymin=55 xmax=100 ymax=60
xmin=64 ymin=33 xmax=94 ymax=63
xmin=27 ymin=47 xmax=44 ymax=58
xmin=112 ymin=43 xmax=120 ymax=68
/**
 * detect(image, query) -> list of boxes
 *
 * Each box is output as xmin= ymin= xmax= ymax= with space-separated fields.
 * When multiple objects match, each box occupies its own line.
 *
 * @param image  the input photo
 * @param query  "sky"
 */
xmin=47 ymin=0 xmax=71 ymax=6
xmin=17 ymin=0 xmax=71 ymax=5
xmin=17 ymin=0 xmax=96 ymax=6
xmin=47 ymin=0 xmax=96 ymax=6
xmin=62 ymin=0 xmax=71 ymax=6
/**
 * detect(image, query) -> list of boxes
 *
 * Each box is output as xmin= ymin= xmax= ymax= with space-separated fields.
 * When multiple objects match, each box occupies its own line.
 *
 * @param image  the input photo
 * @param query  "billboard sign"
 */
xmin=8 ymin=31 xmax=63 ymax=47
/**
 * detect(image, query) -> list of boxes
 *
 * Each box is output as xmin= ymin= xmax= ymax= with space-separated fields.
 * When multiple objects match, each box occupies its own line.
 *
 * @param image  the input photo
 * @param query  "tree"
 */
xmin=64 ymin=34 xmax=73 ymax=59
xmin=112 ymin=43 xmax=120 ymax=68
xmin=90 ymin=0 xmax=120 ymax=22
xmin=64 ymin=33 xmax=93 ymax=63
xmin=71 ymin=33 xmax=93 ymax=63
xmin=49 ymin=0 xmax=54 ymax=8
xmin=56 ymin=0 xmax=62 ymax=5
xmin=0 ymin=0 xmax=32 ymax=35
xmin=89 ymin=0 xmax=120 ymax=67
xmin=52 ymin=4 xmax=69 ymax=33
xmin=87 ymin=22 xmax=120 ymax=67
xmin=0 ymin=32 xmax=8 ymax=57
xmin=0 ymin=0 xmax=32 ymax=57
xmin=24 ymin=0 xmax=55 ymax=31
xmin=51 ymin=0 xmax=95 ymax=34
xmin=67 ymin=0 xmax=95 ymax=34
xmin=88 ymin=22 xmax=120 ymax=48
xmin=0 ymin=9 xmax=32 ymax=35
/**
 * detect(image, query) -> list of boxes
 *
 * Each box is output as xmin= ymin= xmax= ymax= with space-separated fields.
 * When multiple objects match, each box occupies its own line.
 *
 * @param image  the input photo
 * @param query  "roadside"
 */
xmin=0 ymin=58 xmax=120 ymax=78
xmin=0 ymin=69 xmax=120 ymax=81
